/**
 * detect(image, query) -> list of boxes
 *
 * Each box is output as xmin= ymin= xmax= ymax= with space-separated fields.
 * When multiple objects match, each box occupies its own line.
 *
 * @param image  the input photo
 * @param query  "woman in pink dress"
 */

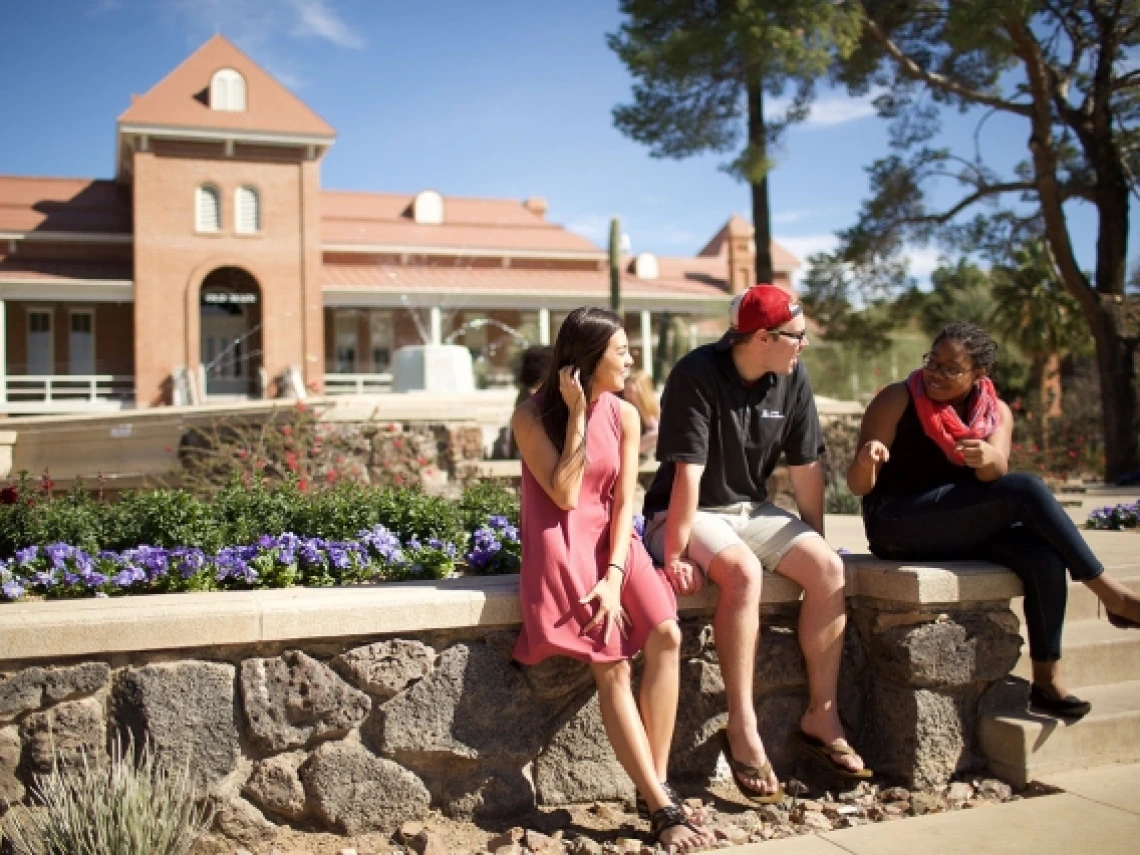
xmin=512 ymin=307 xmax=710 ymax=852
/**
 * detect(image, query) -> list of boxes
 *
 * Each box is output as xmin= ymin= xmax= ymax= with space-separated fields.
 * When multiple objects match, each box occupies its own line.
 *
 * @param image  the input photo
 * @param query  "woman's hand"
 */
xmin=580 ymin=574 xmax=630 ymax=645
xmin=856 ymin=440 xmax=890 ymax=468
xmin=956 ymin=438 xmax=1002 ymax=469
xmin=558 ymin=366 xmax=586 ymax=413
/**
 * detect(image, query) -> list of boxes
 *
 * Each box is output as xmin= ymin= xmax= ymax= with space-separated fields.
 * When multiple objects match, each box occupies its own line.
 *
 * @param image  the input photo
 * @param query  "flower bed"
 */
xmin=1086 ymin=500 xmax=1140 ymax=530
xmin=0 ymin=479 xmax=521 ymax=602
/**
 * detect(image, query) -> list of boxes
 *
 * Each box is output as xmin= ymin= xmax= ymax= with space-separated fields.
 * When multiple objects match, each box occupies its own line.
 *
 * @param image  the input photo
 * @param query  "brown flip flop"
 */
xmin=716 ymin=729 xmax=786 ymax=804
xmin=794 ymin=730 xmax=873 ymax=779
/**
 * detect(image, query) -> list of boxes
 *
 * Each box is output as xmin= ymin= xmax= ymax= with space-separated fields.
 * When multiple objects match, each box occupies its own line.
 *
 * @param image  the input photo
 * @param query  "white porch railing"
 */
xmin=324 ymin=373 xmax=393 ymax=395
xmin=2 ymin=375 xmax=134 ymax=413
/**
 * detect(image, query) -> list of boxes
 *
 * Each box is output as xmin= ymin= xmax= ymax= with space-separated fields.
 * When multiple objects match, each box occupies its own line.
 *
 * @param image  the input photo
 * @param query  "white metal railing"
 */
xmin=323 ymin=372 xmax=393 ymax=395
xmin=3 ymin=375 xmax=134 ymax=404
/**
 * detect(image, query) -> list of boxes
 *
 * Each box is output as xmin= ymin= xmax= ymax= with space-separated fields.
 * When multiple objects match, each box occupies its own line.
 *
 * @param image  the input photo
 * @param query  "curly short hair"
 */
xmin=934 ymin=321 xmax=998 ymax=373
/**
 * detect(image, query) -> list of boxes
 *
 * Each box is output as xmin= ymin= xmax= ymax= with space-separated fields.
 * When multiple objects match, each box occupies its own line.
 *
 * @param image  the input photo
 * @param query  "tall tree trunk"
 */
xmin=748 ymin=79 xmax=774 ymax=285
xmin=1092 ymin=305 xmax=1139 ymax=481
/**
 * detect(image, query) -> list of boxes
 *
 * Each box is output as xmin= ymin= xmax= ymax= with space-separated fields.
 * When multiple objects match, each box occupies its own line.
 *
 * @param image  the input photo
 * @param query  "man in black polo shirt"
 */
xmin=643 ymin=284 xmax=868 ymax=800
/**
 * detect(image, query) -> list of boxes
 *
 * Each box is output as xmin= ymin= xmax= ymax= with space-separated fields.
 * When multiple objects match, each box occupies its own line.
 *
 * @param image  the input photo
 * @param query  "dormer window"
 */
xmin=210 ymin=68 xmax=246 ymax=112
xmin=196 ymin=185 xmax=221 ymax=232
xmin=412 ymin=190 xmax=444 ymax=225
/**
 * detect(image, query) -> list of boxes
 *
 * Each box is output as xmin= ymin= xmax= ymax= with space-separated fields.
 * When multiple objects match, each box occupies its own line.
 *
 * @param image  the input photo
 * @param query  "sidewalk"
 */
xmin=719 ymin=763 xmax=1140 ymax=855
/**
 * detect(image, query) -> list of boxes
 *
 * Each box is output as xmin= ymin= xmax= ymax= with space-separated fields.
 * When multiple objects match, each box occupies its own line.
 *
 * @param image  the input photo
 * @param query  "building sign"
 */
xmin=203 ymin=291 xmax=258 ymax=305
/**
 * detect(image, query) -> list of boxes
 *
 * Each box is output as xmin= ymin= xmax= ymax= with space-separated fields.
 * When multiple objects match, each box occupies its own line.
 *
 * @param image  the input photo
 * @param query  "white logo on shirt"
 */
xmin=760 ymin=409 xmax=784 ymax=419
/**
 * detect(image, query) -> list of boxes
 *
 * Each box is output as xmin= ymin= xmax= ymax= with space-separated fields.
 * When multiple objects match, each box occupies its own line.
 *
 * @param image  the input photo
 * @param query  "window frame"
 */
xmin=234 ymin=185 xmax=261 ymax=235
xmin=26 ymin=306 xmax=54 ymax=376
xmin=210 ymin=68 xmax=247 ymax=112
xmin=68 ymin=307 xmax=96 ymax=375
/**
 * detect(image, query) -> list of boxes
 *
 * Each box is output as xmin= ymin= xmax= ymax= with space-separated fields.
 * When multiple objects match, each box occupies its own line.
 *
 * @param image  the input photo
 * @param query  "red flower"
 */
xmin=40 ymin=471 xmax=54 ymax=493
xmin=0 ymin=486 xmax=19 ymax=505
xmin=417 ymin=456 xmax=428 ymax=466
xmin=298 ymin=479 xmax=310 ymax=492
xmin=296 ymin=402 xmax=308 ymax=412
xmin=281 ymin=426 xmax=293 ymax=437
xmin=326 ymin=470 xmax=337 ymax=484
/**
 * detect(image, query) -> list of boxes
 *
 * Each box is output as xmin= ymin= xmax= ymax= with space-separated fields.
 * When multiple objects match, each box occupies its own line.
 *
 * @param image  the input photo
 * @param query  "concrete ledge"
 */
xmin=0 ymin=557 xmax=1023 ymax=665
xmin=844 ymin=554 xmax=1023 ymax=604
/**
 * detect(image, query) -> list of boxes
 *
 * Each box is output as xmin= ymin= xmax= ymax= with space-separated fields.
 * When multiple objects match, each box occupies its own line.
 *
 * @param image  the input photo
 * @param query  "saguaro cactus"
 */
xmin=609 ymin=216 xmax=622 ymax=316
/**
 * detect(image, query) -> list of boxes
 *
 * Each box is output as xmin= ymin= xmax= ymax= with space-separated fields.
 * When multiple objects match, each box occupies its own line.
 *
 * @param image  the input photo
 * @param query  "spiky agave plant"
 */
xmin=1 ymin=735 xmax=214 ymax=855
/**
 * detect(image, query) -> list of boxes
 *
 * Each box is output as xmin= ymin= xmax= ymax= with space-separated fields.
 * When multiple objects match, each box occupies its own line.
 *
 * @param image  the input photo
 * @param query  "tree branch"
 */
xmin=855 ymin=3 xmax=1034 ymax=117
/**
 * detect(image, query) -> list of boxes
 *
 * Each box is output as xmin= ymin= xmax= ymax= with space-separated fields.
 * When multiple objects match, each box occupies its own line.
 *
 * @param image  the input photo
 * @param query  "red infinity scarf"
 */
xmin=906 ymin=369 xmax=999 ymax=465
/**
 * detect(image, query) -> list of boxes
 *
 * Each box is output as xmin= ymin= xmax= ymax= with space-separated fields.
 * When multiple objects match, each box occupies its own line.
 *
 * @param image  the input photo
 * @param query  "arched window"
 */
xmin=235 ymin=186 xmax=260 ymax=234
xmin=210 ymin=68 xmax=246 ymax=112
xmin=196 ymin=185 xmax=221 ymax=232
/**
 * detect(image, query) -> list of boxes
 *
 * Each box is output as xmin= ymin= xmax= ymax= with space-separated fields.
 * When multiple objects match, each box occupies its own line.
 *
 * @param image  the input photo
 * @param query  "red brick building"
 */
xmin=0 ymin=36 xmax=798 ymax=414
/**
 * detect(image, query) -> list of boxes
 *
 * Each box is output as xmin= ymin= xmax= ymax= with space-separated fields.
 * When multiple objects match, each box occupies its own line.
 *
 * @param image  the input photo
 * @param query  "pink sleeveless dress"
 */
xmin=513 ymin=392 xmax=678 ymax=664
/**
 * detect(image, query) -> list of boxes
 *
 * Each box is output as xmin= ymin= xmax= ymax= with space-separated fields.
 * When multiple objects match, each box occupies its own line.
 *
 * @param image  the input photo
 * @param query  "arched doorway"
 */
xmin=200 ymin=267 xmax=262 ymax=398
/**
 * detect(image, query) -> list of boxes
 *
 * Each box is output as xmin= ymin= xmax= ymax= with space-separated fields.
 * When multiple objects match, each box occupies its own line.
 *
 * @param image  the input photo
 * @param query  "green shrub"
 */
xmin=105 ymin=489 xmax=220 ymax=552
xmin=458 ymin=480 xmax=519 ymax=534
xmin=1 ymin=738 xmax=213 ymax=855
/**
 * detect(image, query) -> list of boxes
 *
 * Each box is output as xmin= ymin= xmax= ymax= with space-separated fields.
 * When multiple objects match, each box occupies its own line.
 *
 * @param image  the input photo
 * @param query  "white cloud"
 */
xmin=566 ymin=214 xmax=610 ymax=242
xmin=906 ymin=246 xmax=944 ymax=280
xmin=769 ymin=92 xmax=880 ymax=130
xmin=288 ymin=0 xmax=364 ymax=49
xmin=771 ymin=207 xmax=838 ymax=225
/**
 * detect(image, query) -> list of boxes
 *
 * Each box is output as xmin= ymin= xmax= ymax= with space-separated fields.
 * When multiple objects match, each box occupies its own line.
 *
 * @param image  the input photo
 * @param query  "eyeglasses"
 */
xmin=770 ymin=329 xmax=808 ymax=345
xmin=921 ymin=353 xmax=969 ymax=379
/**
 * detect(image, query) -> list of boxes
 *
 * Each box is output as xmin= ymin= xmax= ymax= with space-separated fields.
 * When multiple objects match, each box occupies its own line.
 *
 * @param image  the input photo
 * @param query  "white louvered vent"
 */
xmin=196 ymin=185 xmax=221 ymax=232
xmin=235 ymin=186 xmax=260 ymax=234
xmin=210 ymin=68 xmax=246 ymax=112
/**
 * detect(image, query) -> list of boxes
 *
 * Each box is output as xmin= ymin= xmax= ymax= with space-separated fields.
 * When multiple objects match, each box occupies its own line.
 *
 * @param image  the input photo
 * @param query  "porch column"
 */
xmin=640 ymin=309 xmax=653 ymax=379
xmin=538 ymin=308 xmax=551 ymax=346
xmin=429 ymin=306 xmax=442 ymax=345
xmin=0 ymin=300 xmax=6 ymax=403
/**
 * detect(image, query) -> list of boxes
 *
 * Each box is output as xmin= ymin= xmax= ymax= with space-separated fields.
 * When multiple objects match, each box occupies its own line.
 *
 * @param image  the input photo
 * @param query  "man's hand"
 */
xmin=956 ymin=438 xmax=1001 ymax=469
xmin=665 ymin=555 xmax=705 ymax=596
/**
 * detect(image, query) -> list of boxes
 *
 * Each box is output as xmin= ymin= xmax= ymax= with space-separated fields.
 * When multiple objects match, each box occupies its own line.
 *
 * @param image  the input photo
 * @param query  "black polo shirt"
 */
xmin=642 ymin=343 xmax=825 ymax=516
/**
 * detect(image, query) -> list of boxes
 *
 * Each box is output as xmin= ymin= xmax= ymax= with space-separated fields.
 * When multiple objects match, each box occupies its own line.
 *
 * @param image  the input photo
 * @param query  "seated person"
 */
xmin=848 ymin=321 xmax=1140 ymax=718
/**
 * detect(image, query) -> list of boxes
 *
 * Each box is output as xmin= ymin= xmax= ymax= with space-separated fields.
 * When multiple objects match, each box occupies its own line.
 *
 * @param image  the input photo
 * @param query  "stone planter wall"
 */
xmin=0 ymin=561 xmax=1027 ymax=846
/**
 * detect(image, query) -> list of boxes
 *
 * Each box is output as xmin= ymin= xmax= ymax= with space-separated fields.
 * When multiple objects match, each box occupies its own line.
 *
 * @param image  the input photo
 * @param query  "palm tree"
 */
xmin=990 ymin=240 xmax=1091 ymax=418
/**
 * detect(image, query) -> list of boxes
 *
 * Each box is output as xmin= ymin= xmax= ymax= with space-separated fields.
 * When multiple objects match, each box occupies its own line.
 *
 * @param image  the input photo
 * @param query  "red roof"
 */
xmin=0 ymin=177 xmax=132 ymax=235
xmin=117 ymin=34 xmax=334 ymax=139
xmin=321 ymin=190 xmax=601 ymax=254
xmin=323 ymin=263 xmax=729 ymax=301
xmin=0 ymin=258 xmax=133 ymax=282
xmin=698 ymin=214 xmax=800 ymax=272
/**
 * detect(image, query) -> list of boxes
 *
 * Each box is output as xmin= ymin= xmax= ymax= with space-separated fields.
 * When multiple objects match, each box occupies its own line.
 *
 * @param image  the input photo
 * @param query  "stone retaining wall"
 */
xmin=0 ymin=562 xmax=1026 ymax=847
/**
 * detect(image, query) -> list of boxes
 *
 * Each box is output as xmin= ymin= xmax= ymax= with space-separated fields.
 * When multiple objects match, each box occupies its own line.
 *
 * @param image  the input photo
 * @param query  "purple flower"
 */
xmin=2 ymin=580 xmax=25 ymax=600
xmin=14 ymin=546 xmax=38 ymax=567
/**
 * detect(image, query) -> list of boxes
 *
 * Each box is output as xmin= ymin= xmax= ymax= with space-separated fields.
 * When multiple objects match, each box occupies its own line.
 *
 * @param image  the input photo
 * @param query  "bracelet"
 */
xmin=607 ymin=562 xmax=625 ymax=574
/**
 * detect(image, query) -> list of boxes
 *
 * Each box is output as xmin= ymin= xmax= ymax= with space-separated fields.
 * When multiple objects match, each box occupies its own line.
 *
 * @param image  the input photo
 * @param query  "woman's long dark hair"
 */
xmin=537 ymin=306 xmax=623 ymax=454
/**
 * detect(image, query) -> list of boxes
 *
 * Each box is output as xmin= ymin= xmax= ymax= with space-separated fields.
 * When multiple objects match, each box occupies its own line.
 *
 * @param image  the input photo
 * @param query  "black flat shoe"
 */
xmin=1106 ymin=609 xmax=1140 ymax=629
xmin=1029 ymin=684 xmax=1092 ymax=718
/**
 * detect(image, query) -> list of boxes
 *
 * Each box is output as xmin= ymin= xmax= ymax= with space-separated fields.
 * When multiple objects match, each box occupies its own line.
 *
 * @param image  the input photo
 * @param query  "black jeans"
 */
xmin=863 ymin=473 xmax=1104 ymax=663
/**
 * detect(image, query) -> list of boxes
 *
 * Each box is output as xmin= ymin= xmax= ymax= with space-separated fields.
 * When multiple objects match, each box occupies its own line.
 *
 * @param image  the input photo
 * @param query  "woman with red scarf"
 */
xmin=848 ymin=322 xmax=1140 ymax=718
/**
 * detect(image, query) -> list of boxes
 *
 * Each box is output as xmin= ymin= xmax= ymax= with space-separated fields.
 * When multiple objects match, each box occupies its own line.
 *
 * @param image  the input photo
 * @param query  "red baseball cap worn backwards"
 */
xmin=729 ymin=284 xmax=801 ymax=334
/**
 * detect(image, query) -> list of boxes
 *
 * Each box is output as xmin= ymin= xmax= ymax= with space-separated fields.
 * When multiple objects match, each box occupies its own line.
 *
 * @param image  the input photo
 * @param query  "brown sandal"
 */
xmin=716 ymin=729 xmax=786 ymax=804
xmin=793 ymin=730 xmax=873 ymax=779
xmin=649 ymin=804 xmax=706 ymax=852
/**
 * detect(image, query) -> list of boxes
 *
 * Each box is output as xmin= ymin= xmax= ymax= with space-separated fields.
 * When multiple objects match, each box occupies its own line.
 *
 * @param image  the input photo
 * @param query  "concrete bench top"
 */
xmin=0 ymin=556 xmax=1023 ymax=665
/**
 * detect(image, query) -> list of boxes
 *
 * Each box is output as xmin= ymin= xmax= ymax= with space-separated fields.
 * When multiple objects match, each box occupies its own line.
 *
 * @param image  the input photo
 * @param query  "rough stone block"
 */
xmin=376 ymin=642 xmax=542 ymax=765
xmin=212 ymin=795 xmax=278 ymax=848
xmin=863 ymin=612 xmax=1022 ymax=689
xmin=0 ymin=662 xmax=110 ymax=722
xmin=242 ymin=651 xmax=371 ymax=752
xmin=113 ymin=661 xmax=240 ymax=788
xmin=0 ymin=724 xmax=24 ymax=804
xmin=331 ymin=640 xmax=435 ymax=701
xmin=243 ymin=751 xmax=308 ymax=821
xmin=301 ymin=740 xmax=430 ymax=834
xmin=535 ymin=690 xmax=632 ymax=806
xmin=20 ymin=697 xmax=106 ymax=775
xmin=861 ymin=683 xmax=980 ymax=788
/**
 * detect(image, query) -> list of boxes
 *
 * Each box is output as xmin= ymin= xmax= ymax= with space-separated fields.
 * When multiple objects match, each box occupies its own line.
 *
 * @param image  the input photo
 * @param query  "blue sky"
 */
xmin=3 ymin=0 xmax=1134 ymax=286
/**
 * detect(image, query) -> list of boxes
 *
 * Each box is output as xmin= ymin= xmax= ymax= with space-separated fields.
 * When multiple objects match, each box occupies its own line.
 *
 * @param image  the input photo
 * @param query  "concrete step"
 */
xmin=1009 ymin=564 xmax=1140 ymax=624
xmin=979 ymin=680 xmax=1140 ymax=788
xmin=1012 ymin=618 xmax=1140 ymax=689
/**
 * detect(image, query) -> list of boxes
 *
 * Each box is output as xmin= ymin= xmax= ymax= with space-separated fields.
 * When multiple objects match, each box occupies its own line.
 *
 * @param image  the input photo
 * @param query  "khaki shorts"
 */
xmin=644 ymin=502 xmax=821 ymax=572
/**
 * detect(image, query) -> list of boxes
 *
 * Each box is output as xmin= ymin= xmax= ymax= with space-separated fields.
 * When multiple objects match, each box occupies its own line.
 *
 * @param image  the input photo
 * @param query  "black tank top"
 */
xmin=865 ymin=389 xmax=976 ymax=502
